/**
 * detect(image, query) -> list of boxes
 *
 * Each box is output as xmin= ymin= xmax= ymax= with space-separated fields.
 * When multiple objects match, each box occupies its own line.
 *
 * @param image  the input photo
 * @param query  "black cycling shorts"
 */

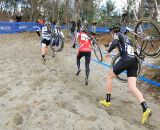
xmin=113 ymin=55 xmax=138 ymax=77
xmin=41 ymin=39 xmax=51 ymax=46
xmin=77 ymin=51 xmax=91 ymax=60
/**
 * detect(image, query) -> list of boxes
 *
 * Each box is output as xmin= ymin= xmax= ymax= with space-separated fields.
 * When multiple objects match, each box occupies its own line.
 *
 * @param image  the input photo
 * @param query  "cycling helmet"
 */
xmin=110 ymin=23 xmax=121 ymax=33
xmin=38 ymin=19 xmax=45 ymax=24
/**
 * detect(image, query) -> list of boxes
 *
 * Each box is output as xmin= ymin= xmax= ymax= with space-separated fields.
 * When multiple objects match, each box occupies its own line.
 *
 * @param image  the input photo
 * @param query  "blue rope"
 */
xmin=102 ymin=51 xmax=160 ymax=69
xmin=91 ymin=58 xmax=160 ymax=87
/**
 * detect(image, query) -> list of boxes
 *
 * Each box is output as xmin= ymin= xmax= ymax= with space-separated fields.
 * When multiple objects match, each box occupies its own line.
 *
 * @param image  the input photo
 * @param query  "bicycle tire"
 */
xmin=92 ymin=40 xmax=103 ymax=62
xmin=111 ymin=54 xmax=142 ymax=83
xmin=134 ymin=19 xmax=160 ymax=57
xmin=50 ymin=36 xmax=64 ymax=52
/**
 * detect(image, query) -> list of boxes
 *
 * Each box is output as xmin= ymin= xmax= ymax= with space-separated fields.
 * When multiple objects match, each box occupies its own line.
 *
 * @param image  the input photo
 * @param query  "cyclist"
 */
xmin=70 ymin=20 xmax=77 ymax=48
xmin=38 ymin=19 xmax=52 ymax=61
xmin=100 ymin=23 xmax=152 ymax=125
xmin=76 ymin=26 xmax=92 ymax=85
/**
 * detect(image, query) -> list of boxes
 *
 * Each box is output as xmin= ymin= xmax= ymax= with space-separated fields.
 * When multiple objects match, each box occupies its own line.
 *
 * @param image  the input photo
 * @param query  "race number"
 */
xmin=126 ymin=45 xmax=134 ymax=55
xmin=81 ymin=34 xmax=89 ymax=40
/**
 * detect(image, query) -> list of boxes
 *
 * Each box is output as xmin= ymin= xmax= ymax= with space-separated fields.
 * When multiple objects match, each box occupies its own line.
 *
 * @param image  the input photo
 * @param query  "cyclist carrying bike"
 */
xmin=76 ymin=26 xmax=92 ymax=85
xmin=38 ymin=19 xmax=52 ymax=61
xmin=100 ymin=23 xmax=152 ymax=125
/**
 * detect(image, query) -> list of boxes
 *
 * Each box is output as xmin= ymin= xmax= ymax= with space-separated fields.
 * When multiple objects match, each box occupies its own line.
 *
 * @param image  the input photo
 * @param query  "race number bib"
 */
xmin=81 ymin=34 xmax=89 ymax=40
xmin=126 ymin=45 xmax=134 ymax=55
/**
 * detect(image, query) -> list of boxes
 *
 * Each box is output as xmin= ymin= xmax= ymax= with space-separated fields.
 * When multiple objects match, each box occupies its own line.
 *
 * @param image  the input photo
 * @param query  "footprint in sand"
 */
xmin=12 ymin=113 xmax=23 ymax=125
xmin=56 ymin=100 xmax=79 ymax=115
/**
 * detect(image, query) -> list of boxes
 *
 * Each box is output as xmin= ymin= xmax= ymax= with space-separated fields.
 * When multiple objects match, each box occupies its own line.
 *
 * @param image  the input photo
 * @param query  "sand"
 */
xmin=0 ymin=32 xmax=159 ymax=130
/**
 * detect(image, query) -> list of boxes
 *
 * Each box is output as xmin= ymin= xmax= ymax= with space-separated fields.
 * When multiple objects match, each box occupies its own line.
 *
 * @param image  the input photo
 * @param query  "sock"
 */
xmin=106 ymin=94 xmax=111 ymax=102
xmin=42 ymin=54 xmax=45 ymax=59
xmin=141 ymin=101 xmax=148 ymax=112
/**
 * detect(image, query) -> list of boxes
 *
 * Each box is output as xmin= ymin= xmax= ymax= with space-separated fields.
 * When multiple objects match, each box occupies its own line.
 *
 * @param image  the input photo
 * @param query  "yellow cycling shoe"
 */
xmin=141 ymin=108 xmax=152 ymax=125
xmin=99 ymin=99 xmax=111 ymax=107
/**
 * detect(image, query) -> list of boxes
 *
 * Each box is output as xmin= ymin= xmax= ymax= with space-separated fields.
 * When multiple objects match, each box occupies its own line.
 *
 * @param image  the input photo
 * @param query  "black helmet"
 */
xmin=110 ymin=23 xmax=121 ymax=32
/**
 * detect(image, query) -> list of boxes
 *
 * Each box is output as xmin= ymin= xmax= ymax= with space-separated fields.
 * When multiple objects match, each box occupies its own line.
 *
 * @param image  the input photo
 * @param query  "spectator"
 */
xmin=92 ymin=20 xmax=97 ymax=33
xmin=15 ymin=14 xmax=22 ymax=22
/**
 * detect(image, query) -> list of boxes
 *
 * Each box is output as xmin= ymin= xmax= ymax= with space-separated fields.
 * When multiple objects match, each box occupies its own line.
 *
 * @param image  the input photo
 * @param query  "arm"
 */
xmin=107 ymin=39 xmax=119 ymax=53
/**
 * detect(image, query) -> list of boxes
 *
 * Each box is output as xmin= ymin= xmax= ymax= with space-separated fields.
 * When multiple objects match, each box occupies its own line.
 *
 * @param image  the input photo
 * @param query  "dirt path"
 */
xmin=0 ymin=33 xmax=159 ymax=130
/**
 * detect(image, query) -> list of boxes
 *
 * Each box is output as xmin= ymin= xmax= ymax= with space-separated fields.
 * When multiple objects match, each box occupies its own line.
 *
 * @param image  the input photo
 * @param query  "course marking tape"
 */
xmin=91 ymin=58 xmax=160 ymax=87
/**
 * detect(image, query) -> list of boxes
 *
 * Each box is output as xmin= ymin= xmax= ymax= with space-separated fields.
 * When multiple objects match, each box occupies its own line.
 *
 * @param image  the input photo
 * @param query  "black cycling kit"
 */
xmin=108 ymin=32 xmax=138 ymax=77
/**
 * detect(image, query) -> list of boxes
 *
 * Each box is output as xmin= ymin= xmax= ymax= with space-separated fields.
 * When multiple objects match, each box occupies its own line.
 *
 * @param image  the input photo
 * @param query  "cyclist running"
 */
xmin=100 ymin=23 xmax=152 ymax=125
xmin=76 ymin=26 xmax=92 ymax=85
xmin=38 ymin=19 xmax=52 ymax=61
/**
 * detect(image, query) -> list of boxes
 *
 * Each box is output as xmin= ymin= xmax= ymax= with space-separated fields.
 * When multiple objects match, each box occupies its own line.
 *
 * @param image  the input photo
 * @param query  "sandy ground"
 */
xmin=0 ymin=32 xmax=160 ymax=130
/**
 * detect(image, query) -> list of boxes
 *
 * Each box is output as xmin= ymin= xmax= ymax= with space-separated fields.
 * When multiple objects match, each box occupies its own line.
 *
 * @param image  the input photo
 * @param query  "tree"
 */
xmin=106 ymin=0 xmax=115 ymax=17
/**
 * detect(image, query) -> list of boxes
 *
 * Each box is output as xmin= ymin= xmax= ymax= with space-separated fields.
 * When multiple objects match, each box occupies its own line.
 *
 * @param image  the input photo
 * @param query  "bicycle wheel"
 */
xmin=134 ymin=19 xmax=160 ymax=57
xmin=111 ymin=54 xmax=142 ymax=83
xmin=50 ymin=36 xmax=64 ymax=52
xmin=92 ymin=40 xmax=103 ymax=62
xmin=55 ymin=36 xmax=64 ymax=52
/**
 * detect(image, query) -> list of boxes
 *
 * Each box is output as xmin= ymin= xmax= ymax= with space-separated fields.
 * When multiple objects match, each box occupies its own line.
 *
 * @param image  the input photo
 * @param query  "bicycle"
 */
xmin=44 ymin=18 xmax=65 ymax=53
xmin=111 ymin=17 xmax=160 ymax=83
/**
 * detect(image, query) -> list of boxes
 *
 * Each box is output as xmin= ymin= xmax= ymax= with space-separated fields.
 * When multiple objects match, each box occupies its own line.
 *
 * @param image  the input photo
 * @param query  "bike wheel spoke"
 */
xmin=135 ymin=19 xmax=160 ymax=57
xmin=92 ymin=41 xmax=103 ymax=62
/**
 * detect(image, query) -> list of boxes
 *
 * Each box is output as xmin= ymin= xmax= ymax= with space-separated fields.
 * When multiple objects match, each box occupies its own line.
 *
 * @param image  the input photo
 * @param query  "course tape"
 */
xmin=102 ymin=51 xmax=160 ymax=69
xmin=142 ymin=61 xmax=160 ymax=69
xmin=91 ymin=58 xmax=160 ymax=87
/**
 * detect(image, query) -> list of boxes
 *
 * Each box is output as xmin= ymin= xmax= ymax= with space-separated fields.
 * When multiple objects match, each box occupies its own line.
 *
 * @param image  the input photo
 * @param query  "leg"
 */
xmin=72 ymin=33 xmax=76 ymax=48
xmin=45 ymin=46 xmax=48 ymax=55
xmin=41 ymin=39 xmax=50 ymax=60
xmin=100 ymin=69 xmax=117 ymax=106
xmin=100 ymin=57 xmax=125 ymax=106
xmin=84 ymin=52 xmax=91 ymax=85
xmin=85 ymin=52 xmax=91 ymax=79
xmin=128 ymin=77 xmax=151 ymax=125
xmin=41 ymin=43 xmax=46 ymax=60
xmin=128 ymin=77 xmax=145 ymax=103
xmin=106 ymin=69 xmax=117 ymax=93
xmin=76 ymin=52 xmax=83 ymax=76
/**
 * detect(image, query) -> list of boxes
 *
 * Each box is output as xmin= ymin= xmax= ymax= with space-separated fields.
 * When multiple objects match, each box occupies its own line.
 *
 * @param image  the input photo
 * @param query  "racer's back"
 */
xmin=78 ymin=32 xmax=92 ymax=52
xmin=42 ymin=26 xmax=51 ymax=40
xmin=109 ymin=32 xmax=135 ymax=57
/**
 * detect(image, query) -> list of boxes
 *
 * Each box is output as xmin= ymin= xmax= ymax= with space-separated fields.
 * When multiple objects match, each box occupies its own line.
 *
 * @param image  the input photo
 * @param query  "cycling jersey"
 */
xmin=108 ymin=32 xmax=138 ymax=77
xmin=108 ymin=32 xmax=135 ymax=57
xmin=42 ymin=26 xmax=52 ymax=41
xmin=78 ymin=32 xmax=92 ymax=52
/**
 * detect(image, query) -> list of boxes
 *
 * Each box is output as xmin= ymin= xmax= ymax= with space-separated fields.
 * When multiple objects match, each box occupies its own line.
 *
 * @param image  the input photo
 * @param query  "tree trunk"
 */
xmin=74 ymin=0 xmax=80 ymax=22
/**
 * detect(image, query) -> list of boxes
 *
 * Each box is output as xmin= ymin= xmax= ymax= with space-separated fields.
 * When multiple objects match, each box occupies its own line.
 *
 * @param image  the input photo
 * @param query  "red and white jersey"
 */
xmin=78 ymin=32 xmax=92 ymax=52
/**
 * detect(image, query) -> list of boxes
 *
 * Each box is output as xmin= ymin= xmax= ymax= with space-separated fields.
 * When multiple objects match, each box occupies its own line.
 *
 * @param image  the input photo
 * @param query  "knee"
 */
xmin=106 ymin=75 xmax=113 ymax=80
xmin=128 ymin=85 xmax=138 ymax=93
xmin=106 ymin=70 xmax=115 ymax=79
